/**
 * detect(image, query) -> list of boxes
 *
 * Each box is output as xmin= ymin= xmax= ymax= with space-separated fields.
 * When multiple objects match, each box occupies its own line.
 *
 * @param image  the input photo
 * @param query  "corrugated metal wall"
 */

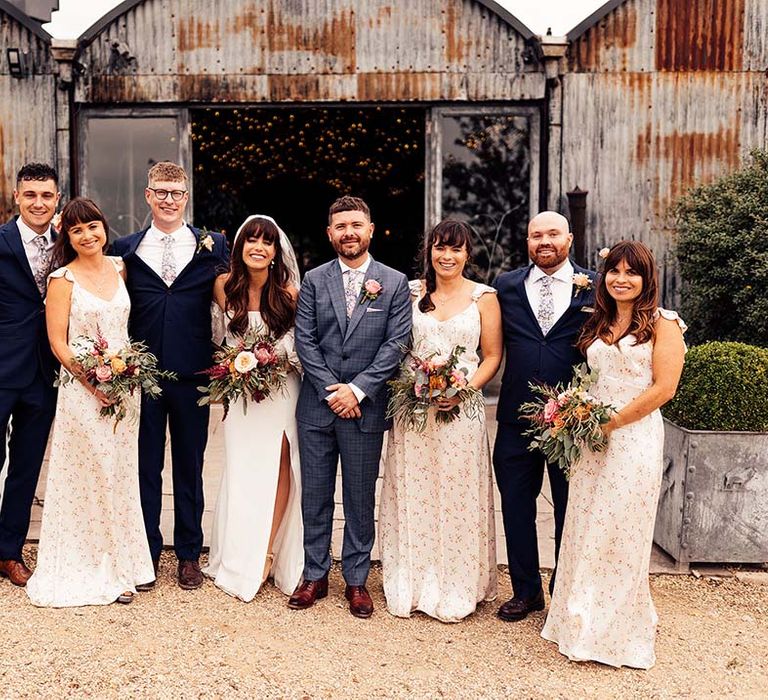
xmin=75 ymin=0 xmax=544 ymax=104
xmin=562 ymin=0 xmax=768 ymax=299
xmin=0 ymin=9 xmax=56 ymax=218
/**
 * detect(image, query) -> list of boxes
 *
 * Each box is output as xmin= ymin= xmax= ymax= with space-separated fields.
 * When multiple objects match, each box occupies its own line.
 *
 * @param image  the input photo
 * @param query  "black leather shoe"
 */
xmin=497 ymin=589 xmax=546 ymax=622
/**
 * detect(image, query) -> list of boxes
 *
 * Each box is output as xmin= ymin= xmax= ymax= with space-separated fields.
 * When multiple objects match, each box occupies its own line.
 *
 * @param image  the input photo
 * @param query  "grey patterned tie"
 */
xmin=344 ymin=269 xmax=362 ymax=318
xmin=537 ymin=275 xmax=555 ymax=335
xmin=33 ymin=234 xmax=51 ymax=296
xmin=160 ymin=235 xmax=177 ymax=285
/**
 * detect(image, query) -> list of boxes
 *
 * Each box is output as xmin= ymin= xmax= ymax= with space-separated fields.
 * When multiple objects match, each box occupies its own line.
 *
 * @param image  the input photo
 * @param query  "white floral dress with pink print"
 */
xmin=541 ymin=308 xmax=686 ymax=669
xmin=26 ymin=259 xmax=154 ymax=607
xmin=379 ymin=281 xmax=497 ymax=622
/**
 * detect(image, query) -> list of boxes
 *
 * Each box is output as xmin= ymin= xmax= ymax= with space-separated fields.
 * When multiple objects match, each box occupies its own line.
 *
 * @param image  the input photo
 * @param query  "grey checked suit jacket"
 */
xmin=295 ymin=256 xmax=412 ymax=433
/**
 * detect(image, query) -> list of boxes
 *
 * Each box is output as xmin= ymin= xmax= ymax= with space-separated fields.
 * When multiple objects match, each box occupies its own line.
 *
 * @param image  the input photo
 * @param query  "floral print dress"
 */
xmin=27 ymin=260 xmax=154 ymax=607
xmin=541 ymin=309 xmax=686 ymax=668
xmin=379 ymin=281 xmax=497 ymax=622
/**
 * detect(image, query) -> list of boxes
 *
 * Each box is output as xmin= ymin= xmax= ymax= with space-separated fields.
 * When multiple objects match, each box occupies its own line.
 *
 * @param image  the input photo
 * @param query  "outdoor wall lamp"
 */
xmin=7 ymin=48 xmax=27 ymax=78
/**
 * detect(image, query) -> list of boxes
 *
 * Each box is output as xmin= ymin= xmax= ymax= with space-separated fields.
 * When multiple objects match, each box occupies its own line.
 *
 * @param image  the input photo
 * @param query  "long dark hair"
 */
xmin=577 ymin=240 xmax=659 ymax=353
xmin=418 ymin=220 xmax=474 ymax=313
xmin=51 ymin=197 xmax=110 ymax=267
xmin=224 ymin=218 xmax=296 ymax=339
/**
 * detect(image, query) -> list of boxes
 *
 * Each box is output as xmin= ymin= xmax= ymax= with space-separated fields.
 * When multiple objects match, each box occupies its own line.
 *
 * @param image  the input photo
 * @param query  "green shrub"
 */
xmin=663 ymin=341 xmax=768 ymax=431
xmin=674 ymin=149 xmax=768 ymax=347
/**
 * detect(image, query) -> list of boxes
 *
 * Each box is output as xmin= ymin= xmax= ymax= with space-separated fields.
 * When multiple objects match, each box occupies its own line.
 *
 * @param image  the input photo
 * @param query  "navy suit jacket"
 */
xmin=295 ymin=257 xmax=412 ymax=433
xmin=0 ymin=218 xmax=58 ymax=388
xmin=494 ymin=262 xmax=596 ymax=425
xmin=111 ymin=225 xmax=229 ymax=379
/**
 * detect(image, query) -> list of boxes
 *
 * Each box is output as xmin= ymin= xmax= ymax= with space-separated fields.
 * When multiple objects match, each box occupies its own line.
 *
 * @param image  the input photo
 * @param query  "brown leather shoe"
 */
xmin=178 ymin=559 xmax=203 ymax=590
xmin=497 ymin=589 xmax=546 ymax=622
xmin=0 ymin=559 xmax=32 ymax=587
xmin=136 ymin=559 xmax=159 ymax=592
xmin=287 ymin=577 xmax=329 ymax=610
xmin=345 ymin=584 xmax=374 ymax=619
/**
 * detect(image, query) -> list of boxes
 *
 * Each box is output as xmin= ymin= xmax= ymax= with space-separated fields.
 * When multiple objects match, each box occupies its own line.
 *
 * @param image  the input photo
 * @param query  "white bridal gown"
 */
xmin=378 ymin=281 xmax=497 ymax=622
xmin=203 ymin=307 xmax=304 ymax=601
xmin=541 ymin=309 xmax=686 ymax=669
xmin=27 ymin=260 xmax=155 ymax=607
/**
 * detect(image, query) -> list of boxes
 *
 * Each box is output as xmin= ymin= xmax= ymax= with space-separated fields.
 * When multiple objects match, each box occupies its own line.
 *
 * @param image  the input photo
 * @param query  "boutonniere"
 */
xmin=361 ymin=279 xmax=383 ymax=303
xmin=572 ymin=272 xmax=593 ymax=297
xmin=196 ymin=232 xmax=214 ymax=255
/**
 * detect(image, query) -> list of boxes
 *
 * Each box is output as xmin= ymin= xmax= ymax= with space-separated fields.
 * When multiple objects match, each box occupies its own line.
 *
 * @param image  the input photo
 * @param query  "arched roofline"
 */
xmin=78 ymin=0 xmax=536 ymax=47
xmin=0 ymin=0 xmax=51 ymax=42
xmin=566 ymin=0 xmax=628 ymax=42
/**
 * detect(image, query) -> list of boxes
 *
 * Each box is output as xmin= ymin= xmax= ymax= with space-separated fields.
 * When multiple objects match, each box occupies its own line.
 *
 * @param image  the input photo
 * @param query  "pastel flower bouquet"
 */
xmin=197 ymin=327 xmax=290 ymax=419
xmin=386 ymin=344 xmax=485 ymax=433
xmin=518 ymin=363 xmax=615 ymax=478
xmin=58 ymin=329 xmax=177 ymax=427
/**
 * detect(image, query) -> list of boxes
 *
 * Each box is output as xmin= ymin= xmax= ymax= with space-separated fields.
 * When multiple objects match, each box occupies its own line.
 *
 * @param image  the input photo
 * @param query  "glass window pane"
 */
xmin=82 ymin=117 xmax=179 ymax=239
xmin=441 ymin=114 xmax=531 ymax=282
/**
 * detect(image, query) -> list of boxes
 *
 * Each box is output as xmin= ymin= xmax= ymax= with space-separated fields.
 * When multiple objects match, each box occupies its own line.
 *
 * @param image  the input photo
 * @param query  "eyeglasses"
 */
xmin=147 ymin=187 xmax=187 ymax=202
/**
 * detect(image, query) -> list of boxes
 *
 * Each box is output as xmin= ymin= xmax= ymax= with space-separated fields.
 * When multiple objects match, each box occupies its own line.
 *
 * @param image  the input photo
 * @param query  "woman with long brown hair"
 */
xmin=378 ymin=220 xmax=503 ymax=622
xmin=203 ymin=215 xmax=304 ymax=602
xmin=541 ymin=240 xmax=686 ymax=668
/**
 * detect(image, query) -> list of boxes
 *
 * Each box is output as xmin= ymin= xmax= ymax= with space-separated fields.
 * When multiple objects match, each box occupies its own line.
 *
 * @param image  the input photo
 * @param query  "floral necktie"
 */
xmin=345 ymin=269 xmax=362 ymax=318
xmin=33 ymin=234 xmax=51 ymax=296
xmin=161 ymin=235 xmax=177 ymax=285
xmin=537 ymin=275 xmax=555 ymax=335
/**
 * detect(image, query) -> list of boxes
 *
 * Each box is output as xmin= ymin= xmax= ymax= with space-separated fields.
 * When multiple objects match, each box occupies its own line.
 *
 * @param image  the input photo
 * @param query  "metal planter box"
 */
xmin=654 ymin=418 xmax=768 ymax=566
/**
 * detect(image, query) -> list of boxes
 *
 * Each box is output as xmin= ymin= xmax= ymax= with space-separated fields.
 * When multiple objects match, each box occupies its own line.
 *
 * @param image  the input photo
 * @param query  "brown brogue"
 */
xmin=287 ymin=577 xmax=328 ymax=610
xmin=178 ymin=559 xmax=203 ymax=590
xmin=0 ymin=559 xmax=32 ymax=587
xmin=344 ymin=584 xmax=374 ymax=619
xmin=497 ymin=589 xmax=546 ymax=622
xmin=136 ymin=559 xmax=159 ymax=592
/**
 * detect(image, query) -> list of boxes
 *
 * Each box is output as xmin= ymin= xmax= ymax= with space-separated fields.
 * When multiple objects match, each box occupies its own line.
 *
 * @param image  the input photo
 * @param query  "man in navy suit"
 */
xmin=290 ymin=196 xmax=411 ymax=618
xmin=493 ymin=211 xmax=596 ymax=621
xmin=111 ymin=162 xmax=228 ymax=590
xmin=0 ymin=163 xmax=60 ymax=586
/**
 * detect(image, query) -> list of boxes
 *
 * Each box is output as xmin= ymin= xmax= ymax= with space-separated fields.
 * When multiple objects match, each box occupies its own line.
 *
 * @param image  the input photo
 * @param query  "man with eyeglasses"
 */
xmin=111 ymin=161 xmax=229 ymax=591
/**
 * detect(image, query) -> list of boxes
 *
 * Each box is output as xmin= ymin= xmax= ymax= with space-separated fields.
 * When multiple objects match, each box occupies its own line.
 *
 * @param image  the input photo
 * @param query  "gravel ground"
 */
xmin=1 ymin=548 xmax=766 ymax=699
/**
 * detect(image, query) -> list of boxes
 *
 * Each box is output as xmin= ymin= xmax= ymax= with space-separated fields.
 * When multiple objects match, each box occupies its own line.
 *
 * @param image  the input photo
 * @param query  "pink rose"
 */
xmin=450 ymin=370 xmax=467 ymax=387
xmin=364 ymin=279 xmax=382 ymax=295
xmin=95 ymin=365 xmax=113 ymax=382
xmin=543 ymin=398 xmax=559 ymax=423
xmin=255 ymin=347 xmax=273 ymax=367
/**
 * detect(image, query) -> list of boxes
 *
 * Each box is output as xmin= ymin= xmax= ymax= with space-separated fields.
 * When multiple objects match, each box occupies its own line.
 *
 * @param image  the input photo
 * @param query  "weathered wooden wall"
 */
xmin=0 ymin=5 xmax=56 ymax=218
xmin=75 ymin=0 xmax=545 ymax=104
xmin=561 ymin=0 xmax=768 ymax=299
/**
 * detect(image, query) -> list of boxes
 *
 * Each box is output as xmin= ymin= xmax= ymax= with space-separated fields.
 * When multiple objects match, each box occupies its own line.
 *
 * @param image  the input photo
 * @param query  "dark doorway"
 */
xmin=191 ymin=106 xmax=425 ymax=276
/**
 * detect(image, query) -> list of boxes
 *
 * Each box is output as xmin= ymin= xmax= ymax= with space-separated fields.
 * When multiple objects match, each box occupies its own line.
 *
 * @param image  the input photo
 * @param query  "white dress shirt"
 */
xmin=328 ymin=254 xmax=372 ymax=404
xmin=525 ymin=260 xmax=575 ymax=329
xmin=17 ymin=216 xmax=54 ymax=275
xmin=136 ymin=222 xmax=196 ymax=286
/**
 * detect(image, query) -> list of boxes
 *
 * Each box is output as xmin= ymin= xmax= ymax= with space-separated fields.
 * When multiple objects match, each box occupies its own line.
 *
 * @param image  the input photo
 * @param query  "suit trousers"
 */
xmin=298 ymin=418 xmax=383 ymax=586
xmin=0 ymin=373 xmax=57 ymax=560
xmin=493 ymin=422 xmax=569 ymax=600
xmin=138 ymin=378 xmax=209 ymax=562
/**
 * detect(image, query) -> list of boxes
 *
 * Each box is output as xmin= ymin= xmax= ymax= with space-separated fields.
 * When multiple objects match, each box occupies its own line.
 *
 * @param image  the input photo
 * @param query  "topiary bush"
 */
xmin=674 ymin=149 xmax=768 ymax=347
xmin=663 ymin=341 xmax=768 ymax=431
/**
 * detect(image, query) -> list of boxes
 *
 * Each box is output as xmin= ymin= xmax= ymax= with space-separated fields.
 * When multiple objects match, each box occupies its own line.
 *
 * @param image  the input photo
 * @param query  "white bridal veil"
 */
xmin=233 ymin=214 xmax=301 ymax=288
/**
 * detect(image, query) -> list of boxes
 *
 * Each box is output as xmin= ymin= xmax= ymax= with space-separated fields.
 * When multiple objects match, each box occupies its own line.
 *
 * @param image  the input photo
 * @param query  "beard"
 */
xmin=333 ymin=237 xmax=369 ymax=260
xmin=530 ymin=245 xmax=569 ymax=271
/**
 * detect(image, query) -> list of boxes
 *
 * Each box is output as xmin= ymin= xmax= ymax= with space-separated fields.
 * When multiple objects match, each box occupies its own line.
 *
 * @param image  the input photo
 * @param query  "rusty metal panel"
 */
xmin=0 ymin=9 xmax=56 ymax=218
xmin=567 ymin=0 xmax=655 ymax=73
xmin=655 ymin=0 xmax=745 ymax=71
xmin=743 ymin=0 xmax=768 ymax=70
xmin=560 ymin=71 xmax=768 ymax=299
xmin=75 ymin=0 xmax=543 ymax=104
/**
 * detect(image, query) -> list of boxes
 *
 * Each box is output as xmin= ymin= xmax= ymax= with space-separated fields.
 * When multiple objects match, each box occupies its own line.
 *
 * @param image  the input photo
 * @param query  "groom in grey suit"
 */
xmin=290 ymin=196 xmax=411 ymax=618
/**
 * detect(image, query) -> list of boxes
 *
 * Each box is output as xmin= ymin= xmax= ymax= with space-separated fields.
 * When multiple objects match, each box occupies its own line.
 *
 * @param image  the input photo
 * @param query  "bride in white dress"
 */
xmin=541 ymin=241 xmax=686 ymax=669
xmin=27 ymin=197 xmax=154 ymax=607
xmin=203 ymin=215 xmax=304 ymax=601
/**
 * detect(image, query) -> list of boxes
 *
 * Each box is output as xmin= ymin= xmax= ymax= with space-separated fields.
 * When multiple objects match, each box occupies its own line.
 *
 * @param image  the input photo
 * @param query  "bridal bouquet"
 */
xmin=197 ymin=328 xmax=289 ymax=419
xmin=58 ymin=329 xmax=176 ymax=427
xmin=386 ymin=344 xmax=485 ymax=433
xmin=518 ymin=363 xmax=615 ymax=479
